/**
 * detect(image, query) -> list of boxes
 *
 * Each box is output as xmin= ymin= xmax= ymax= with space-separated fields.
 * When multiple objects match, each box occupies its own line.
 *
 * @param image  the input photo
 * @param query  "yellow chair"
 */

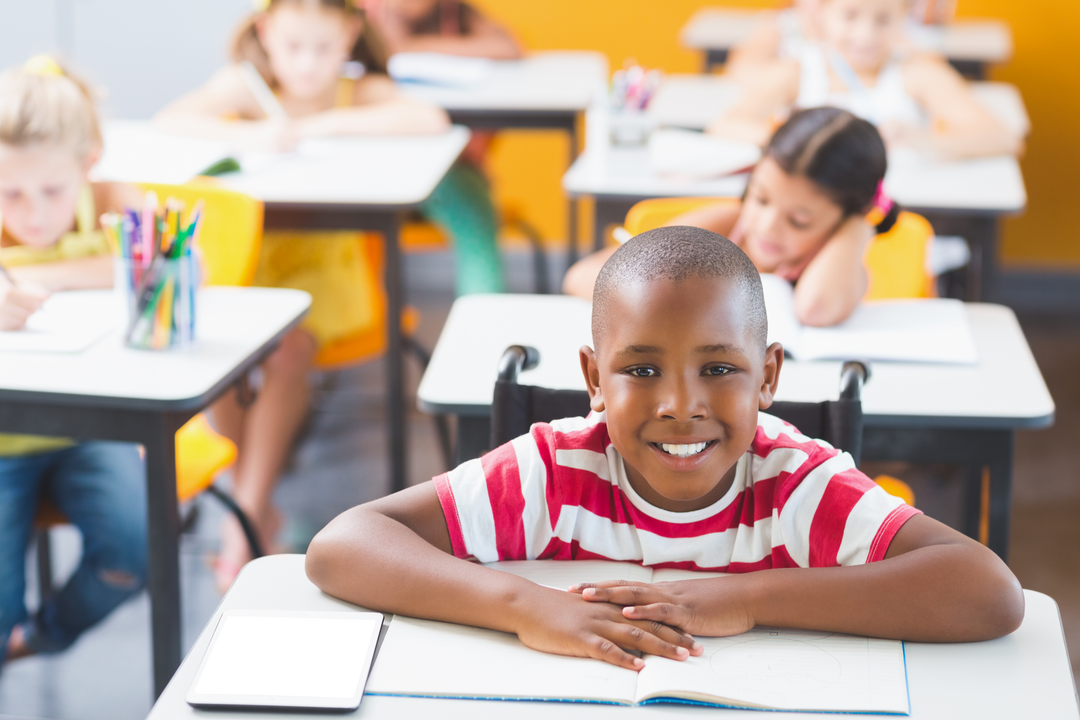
xmin=621 ymin=197 xmax=920 ymax=509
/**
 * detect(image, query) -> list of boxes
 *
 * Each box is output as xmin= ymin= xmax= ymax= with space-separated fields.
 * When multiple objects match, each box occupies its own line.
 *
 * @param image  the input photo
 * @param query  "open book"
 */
xmin=648 ymin=128 xmax=761 ymax=179
xmin=762 ymin=274 xmax=979 ymax=364
xmin=365 ymin=561 xmax=910 ymax=714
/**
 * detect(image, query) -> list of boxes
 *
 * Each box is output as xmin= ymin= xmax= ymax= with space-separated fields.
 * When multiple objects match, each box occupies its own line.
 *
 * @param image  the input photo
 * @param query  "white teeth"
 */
xmin=659 ymin=442 xmax=708 ymax=458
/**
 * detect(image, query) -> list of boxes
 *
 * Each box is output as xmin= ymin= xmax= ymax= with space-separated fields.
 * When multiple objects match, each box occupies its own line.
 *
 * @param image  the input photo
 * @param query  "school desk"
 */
xmin=562 ymin=135 xmax=1025 ymax=302
xmin=397 ymin=51 xmax=607 ymax=264
xmin=145 ymin=553 xmax=1079 ymax=720
xmin=0 ymin=287 xmax=309 ymax=698
xmin=97 ymin=120 xmax=472 ymax=497
xmin=415 ymin=294 xmax=1055 ymax=560
xmin=680 ymin=8 xmax=1013 ymax=79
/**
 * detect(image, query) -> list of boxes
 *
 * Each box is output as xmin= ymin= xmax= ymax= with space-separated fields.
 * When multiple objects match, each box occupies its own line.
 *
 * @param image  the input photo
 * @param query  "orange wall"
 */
xmin=475 ymin=0 xmax=1080 ymax=270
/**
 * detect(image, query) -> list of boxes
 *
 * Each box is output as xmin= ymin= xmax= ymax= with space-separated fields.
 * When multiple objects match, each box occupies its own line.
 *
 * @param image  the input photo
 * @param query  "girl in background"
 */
xmin=565 ymin=107 xmax=896 ymax=327
xmin=710 ymin=0 xmax=1018 ymax=160
xmin=0 ymin=57 xmax=146 ymax=664
xmin=156 ymin=0 xmax=502 ymax=591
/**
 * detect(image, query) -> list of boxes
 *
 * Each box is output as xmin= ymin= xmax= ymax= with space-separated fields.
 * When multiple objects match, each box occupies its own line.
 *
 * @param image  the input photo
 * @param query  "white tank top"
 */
xmin=794 ymin=44 xmax=925 ymax=128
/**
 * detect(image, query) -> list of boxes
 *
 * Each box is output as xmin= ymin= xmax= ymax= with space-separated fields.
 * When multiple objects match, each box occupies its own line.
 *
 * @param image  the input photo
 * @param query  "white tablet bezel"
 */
xmin=186 ymin=609 xmax=383 ymax=711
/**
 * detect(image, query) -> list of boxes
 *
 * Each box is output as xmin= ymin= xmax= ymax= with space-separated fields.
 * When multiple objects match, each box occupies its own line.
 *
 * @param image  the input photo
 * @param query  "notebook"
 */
xmin=761 ymin=274 xmax=979 ymax=364
xmin=365 ymin=561 xmax=910 ymax=714
xmin=388 ymin=52 xmax=494 ymax=88
xmin=648 ymin=129 xmax=761 ymax=179
xmin=0 ymin=291 xmax=116 ymax=354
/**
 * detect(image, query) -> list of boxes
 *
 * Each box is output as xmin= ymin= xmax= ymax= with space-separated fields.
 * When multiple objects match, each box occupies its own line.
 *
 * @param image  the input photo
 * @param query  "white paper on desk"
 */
xmin=389 ymin=52 xmax=494 ymax=88
xmin=0 ymin=291 xmax=116 ymax=353
xmin=96 ymin=122 xmax=231 ymax=185
xmin=649 ymin=129 xmax=761 ymax=179
xmin=762 ymin=273 xmax=979 ymax=364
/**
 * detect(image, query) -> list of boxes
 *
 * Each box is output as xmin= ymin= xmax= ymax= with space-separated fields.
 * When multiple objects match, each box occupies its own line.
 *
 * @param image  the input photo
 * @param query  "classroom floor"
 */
xmin=1 ymin=253 xmax=1078 ymax=719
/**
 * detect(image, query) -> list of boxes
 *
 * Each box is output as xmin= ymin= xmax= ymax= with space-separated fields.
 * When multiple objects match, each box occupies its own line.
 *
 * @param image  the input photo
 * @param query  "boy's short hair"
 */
xmin=592 ymin=226 xmax=768 ymax=352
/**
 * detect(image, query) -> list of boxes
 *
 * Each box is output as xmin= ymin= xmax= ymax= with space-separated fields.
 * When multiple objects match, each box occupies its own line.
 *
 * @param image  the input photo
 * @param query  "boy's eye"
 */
xmin=704 ymin=365 xmax=734 ymax=377
xmin=626 ymin=366 xmax=658 ymax=378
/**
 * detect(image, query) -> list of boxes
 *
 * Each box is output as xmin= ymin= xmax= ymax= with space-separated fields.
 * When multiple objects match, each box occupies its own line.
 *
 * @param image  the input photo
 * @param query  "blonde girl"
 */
xmin=0 ymin=57 xmax=146 ymax=665
xmin=710 ymin=0 xmax=1019 ymax=161
xmin=157 ymin=0 xmax=504 ymax=591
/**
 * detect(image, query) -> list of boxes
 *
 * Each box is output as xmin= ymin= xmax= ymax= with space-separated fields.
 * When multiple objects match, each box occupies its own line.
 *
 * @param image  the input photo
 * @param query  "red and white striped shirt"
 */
xmin=434 ymin=412 xmax=920 ymax=571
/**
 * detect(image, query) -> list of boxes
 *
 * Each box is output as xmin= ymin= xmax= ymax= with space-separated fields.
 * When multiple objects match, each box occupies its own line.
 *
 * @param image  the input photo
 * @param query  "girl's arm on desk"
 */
xmin=791 ymin=214 xmax=871 ymax=326
xmin=306 ymin=483 xmax=701 ymax=671
xmin=889 ymin=56 xmax=1023 ymax=160
xmin=295 ymin=74 xmax=449 ymax=137
xmin=705 ymin=62 xmax=800 ymax=146
xmin=369 ymin=2 xmax=522 ymax=60
xmin=575 ymin=514 xmax=1025 ymax=643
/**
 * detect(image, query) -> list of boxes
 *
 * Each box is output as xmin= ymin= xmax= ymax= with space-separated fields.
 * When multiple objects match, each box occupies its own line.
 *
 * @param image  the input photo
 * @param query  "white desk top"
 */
xmin=96 ymin=120 xmax=471 ymax=207
xmin=147 ymin=554 xmax=1078 ymax=720
xmin=563 ymin=141 xmax=1026 ymax=214
xmin=0 ymin=287 xmax=309 ymax=410
xmin=680 ymin=8 xmax=1013 ymax=64
xmin=397 ymin=51 xmax=607 ymax=113
xmin=417 ymin=294 xmax=1054 ymax=429
xmin=648 ymin=75 xmax=1030 ymax=139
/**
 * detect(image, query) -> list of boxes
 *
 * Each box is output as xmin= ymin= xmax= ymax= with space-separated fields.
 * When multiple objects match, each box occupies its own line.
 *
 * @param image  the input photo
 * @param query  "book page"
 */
xmin=365 ymin=615 xmax=639 ymax=705
xmin=798 ymin=298 xmax=978 ymax=364
xmin=485 ymin=560 xmax=654 ymax=589
xmin=0 ymin=291 xmax=116 ymax=354
xmin=760 ymin=273 xmax=803 ymax=358
xmin=648 ymin=129 xmax=761 ymax=180
xmin=635 ymin=627 xmax=909 ymax=714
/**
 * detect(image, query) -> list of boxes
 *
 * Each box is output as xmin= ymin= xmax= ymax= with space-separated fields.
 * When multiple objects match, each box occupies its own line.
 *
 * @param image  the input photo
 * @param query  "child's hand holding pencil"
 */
xmin=0 ymin=212 xmax=50 ymax=331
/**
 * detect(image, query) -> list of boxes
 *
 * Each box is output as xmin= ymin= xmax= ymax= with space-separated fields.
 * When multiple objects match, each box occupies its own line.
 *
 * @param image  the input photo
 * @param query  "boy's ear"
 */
xmin=757 ymin=342 xmax=784 ymax=410
xmin=579 ymin=345 xmax=606 ymax=413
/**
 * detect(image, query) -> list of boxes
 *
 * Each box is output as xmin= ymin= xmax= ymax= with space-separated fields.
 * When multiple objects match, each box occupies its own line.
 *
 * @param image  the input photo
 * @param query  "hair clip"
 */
xmin=865 ymin=181 xmax=894 ymax=227
xmin=24 ymin=55 xmax=64 ymax=78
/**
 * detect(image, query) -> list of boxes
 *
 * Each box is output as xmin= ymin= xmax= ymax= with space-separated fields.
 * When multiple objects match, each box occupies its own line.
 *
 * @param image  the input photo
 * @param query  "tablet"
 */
xmin=186 ymin=609 xmax=383 ymax=711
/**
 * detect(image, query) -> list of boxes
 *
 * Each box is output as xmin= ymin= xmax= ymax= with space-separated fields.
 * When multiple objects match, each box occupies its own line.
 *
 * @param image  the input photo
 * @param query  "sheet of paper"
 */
xmin=0 ymin=291 xmax=116 ymax=354
xmin=365 ymin=615 xmax=639 ymax=704
xmin=96 ymin=121 xmax=231 ymax=185
xmin=635 ymin=627 xmax=909 ymax=714
xmin=389 ymin=52 xmax=494 ymax=88
xmin=648 ymin=129 xmax=761 ymax=180
xmin=800 ymin=298 xmax=979 ymax=364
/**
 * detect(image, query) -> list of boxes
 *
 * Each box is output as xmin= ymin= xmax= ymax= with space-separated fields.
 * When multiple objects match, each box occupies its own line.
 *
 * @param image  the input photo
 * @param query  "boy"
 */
xmin=306 ymin=226 xmax=1024 ymax=670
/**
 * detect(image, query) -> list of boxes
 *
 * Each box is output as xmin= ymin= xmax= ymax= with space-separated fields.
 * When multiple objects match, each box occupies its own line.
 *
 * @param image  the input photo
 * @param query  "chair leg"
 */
xmin=205 ymin=485 xmax=265 ymax=559
xmin=36 ymin=528 xmax=54 ymax=603
xmin=404 ymin=336 xmax=456 ymax=472
xmin=507 ymin=217 xmax=550 ymax=295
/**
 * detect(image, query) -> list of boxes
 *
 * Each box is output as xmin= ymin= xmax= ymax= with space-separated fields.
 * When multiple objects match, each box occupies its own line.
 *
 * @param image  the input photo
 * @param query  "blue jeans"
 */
xmin=0 ymin=442 xmax=146 ymax=667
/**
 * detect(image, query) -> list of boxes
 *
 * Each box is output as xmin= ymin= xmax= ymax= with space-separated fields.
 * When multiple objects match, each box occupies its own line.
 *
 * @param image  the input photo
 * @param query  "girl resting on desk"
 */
xmin=156 ymin=0 xmax=506 ymax=592
xmin=564 ymin=107 xmax=894 ymax=327
xmin=727 ymin=0 xmax=957 ymax=82
xmin=710 ymin=0 xmax=1019 ymax=160
xmin=364 ymin=0 xmax=521 ymax=60
xmin=0 ymin=57 xmax=147 ymax=666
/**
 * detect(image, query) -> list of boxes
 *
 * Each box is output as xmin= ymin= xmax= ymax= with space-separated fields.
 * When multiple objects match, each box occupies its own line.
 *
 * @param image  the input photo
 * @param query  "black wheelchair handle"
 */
xmin=497 ymin=345 xmax=541 ymax=383
xmin=839 ymin=360 xmax=871 ymax=401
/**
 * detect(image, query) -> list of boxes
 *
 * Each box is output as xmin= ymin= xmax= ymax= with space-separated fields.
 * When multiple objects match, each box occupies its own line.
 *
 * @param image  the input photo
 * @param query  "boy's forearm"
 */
xmin=305 ymin=507 xmax=535 ymax=633
xmin=733 ymin=543 xmax=1024 ymax=642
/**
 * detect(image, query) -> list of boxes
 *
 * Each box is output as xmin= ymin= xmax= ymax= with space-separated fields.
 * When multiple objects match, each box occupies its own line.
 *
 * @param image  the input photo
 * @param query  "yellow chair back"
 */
xmin=623 ymin=197 xmax=730 ymax=237
xmin=137 ymin=180 xmax=264 ymax=287
xmin=864 ymin=211 xmax=935 ymax=300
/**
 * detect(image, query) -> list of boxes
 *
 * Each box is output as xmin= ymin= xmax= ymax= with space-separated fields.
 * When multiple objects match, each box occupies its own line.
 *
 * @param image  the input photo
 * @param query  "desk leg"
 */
xmin=987 ymin=431 xmax=1015 ymax=561
xmin=142 ymin=413 xmax=184 ymax=699
xmin=704 ymin=49 xmax=728 ymax=73
xmin=567 ymin=123 xmax=580 ymax=267
xmin=921 ymin=212 xmax=999 ymax=301
xmin=382 ymin=214 xmax=408 ymax=493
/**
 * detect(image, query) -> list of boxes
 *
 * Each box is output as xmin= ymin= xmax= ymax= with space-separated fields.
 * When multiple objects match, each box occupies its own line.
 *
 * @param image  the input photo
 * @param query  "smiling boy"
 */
xmin=306 ymin=226 xmax=1024 ymax=670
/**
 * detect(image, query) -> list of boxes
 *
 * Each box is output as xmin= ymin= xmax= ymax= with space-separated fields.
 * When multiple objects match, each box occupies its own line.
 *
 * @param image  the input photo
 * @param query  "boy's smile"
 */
xmin=581 ymin=275 xmax=783 ymax=513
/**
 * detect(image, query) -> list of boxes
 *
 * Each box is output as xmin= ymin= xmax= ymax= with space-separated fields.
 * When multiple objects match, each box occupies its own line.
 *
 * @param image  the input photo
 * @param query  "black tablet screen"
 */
xmin=199 ymin=617 xmax=371 ymax=695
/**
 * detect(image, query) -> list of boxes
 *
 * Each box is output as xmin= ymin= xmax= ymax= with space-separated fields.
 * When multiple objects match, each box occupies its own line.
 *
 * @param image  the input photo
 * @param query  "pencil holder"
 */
xmin=115 ymin=254 xmax=199 ymax=350
xmin=609 ymin=110 xmax=656 ymax=146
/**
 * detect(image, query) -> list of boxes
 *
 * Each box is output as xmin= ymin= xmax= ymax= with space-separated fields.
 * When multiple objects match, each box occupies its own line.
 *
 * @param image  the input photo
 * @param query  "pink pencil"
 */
xmin=142 ymin=191 xmax=157 ymax=267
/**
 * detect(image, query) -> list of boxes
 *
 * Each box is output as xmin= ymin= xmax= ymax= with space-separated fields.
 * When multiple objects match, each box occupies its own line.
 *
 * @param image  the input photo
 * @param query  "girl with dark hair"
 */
xmin=365 ymin=0 xmax=521 ymax=59
xmin=156 ymin=0 xmax=504 ymax=592
xmin=563 ymin=107 xmax=894 ymax=327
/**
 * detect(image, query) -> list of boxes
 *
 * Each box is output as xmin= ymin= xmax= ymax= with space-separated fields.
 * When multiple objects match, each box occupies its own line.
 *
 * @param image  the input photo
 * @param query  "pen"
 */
xmin=240 ymin=61 xmax=288 ymax=120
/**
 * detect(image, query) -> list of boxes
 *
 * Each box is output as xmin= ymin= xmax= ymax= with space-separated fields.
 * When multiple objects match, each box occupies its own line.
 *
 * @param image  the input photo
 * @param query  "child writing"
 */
xmin=154 ymin=0 xmax=503 ymax=591
xmin=306 ymin=226 xmax=1023 ymax=669
xmin=364 ymin=0 xmax=521 ymax=59
xmin=0 ymin=57 xmax=147 ymax=665
xmin=565 ymin=107 xmax=891 ymax=327
xmin=710 ymin=0 xmax=1019 ymax=160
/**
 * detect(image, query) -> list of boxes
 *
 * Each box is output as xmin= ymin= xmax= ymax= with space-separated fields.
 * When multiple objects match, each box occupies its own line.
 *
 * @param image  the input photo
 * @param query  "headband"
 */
xmin=865 ymin=181 xmax=895 ymax=228
xmin=24 ymin=55 xmax=64 ymax=78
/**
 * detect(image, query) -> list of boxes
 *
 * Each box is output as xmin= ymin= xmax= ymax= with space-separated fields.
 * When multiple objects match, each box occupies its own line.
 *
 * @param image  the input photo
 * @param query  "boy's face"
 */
xmin=581 ymin=276 xmax=783 ymax=513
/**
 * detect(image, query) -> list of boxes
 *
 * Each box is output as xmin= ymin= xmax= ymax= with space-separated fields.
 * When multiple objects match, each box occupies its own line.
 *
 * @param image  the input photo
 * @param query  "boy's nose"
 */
xmin=656 ymin=376 xmax=708 ymax=422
